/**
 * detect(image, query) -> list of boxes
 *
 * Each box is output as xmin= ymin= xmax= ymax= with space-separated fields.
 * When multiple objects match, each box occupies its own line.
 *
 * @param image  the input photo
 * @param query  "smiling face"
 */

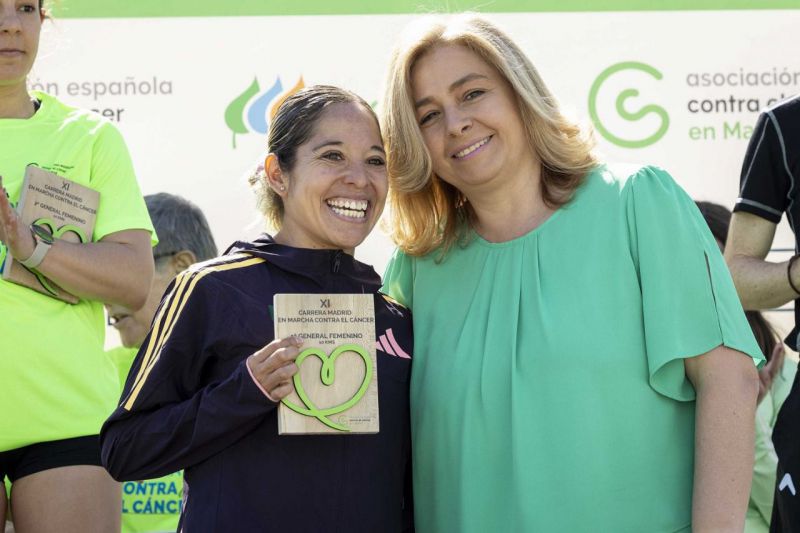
xmin=272 ymin=101 xmax=388 ymax=255
xmin=0 ymin=0 xmax=43 ymax=87
xmin=411 ymin=44 xmax=537 ymax=199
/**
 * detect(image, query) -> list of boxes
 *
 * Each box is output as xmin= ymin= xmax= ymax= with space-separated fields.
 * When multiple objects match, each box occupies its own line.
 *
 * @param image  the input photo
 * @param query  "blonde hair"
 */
xmin=382 ymin=14 xmax=597 ymax=257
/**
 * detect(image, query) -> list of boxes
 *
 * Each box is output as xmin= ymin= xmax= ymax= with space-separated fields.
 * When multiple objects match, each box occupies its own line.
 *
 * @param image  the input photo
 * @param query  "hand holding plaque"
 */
xmin=246 ymin=336 xmax=305 ymax=402
xmin=273 ymin=293 xmax=379 ymax=435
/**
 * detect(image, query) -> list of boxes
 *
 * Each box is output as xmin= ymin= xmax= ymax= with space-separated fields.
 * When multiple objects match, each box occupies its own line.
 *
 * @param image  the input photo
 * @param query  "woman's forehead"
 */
xmin=303 ymin=103 xmax=382 ymax=147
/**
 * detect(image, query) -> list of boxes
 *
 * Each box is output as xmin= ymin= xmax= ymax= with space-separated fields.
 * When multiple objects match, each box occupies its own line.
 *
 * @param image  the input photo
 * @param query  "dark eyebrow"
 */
xmin=313 ymin=140 xmax=385 ymax=154
xmin=414 ymin=73 xmax=489 ymax=109
xmin=312 ymin=140 xmax=343 ymax=151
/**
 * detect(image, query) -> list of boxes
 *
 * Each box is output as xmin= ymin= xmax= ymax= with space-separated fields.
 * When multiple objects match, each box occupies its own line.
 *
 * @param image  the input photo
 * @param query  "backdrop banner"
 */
xmin=32 ymin=5 xmax=800 ymax=332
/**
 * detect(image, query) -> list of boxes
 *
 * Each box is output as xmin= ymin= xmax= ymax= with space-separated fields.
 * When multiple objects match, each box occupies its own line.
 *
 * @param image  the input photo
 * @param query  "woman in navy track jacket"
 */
xmin=100 ymin=86 xmax=413 ymax=532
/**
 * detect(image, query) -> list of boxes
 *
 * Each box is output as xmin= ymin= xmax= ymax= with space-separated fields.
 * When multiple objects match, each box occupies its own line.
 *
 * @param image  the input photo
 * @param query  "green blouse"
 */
xmin=383 ymin=165 xmax=763 ymax=532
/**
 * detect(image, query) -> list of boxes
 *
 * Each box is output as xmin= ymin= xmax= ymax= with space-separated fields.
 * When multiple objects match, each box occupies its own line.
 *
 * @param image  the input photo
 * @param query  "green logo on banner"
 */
xmin=224 ymin=76 xmax=305 ymax=149
xmin=281 ymin=344 xmax=372 ymax=432
xmin=588 ymin=61 xmax=669 ymax=149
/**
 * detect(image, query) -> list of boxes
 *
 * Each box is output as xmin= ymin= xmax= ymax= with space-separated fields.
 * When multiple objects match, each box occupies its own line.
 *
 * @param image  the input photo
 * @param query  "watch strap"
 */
xmin=19 ymin=229 xmax=52 ymax=269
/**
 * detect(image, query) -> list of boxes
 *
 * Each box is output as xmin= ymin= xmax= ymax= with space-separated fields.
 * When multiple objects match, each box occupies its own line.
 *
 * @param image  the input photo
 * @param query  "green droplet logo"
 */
xmin=588 ymin=61 xmax=669 ymax=149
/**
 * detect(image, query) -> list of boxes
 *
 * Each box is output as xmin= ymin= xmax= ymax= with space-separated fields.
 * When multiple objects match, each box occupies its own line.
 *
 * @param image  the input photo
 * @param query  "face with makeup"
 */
xmin=267 ymin=101 xmax=388 ymax=255
xmin=411 ymin=44 xmax=537 ymax=199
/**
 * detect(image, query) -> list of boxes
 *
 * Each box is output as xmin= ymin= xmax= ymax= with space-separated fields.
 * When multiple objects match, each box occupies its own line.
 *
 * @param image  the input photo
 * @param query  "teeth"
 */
xmin=327 ymin=198 xmax=368 ymax=211
xmin=455 ymin=137 xmax=490 ymax=158
xmin=330 ymin=206 xmax=366 ymax=219
xmin=327 ymin=198 xmax=368 ymax=220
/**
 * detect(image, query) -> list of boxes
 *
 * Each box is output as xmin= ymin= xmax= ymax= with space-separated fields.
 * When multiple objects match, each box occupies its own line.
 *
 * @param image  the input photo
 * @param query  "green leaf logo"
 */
xmin=224 ymin=77 xmax=260 ymax=149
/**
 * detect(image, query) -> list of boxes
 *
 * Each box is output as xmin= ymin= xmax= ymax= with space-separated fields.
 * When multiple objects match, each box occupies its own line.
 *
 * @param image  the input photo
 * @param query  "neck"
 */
xmin=273 ymin=230 xmax=354 ymax=257
xmin=0 ymin=83 xmax=36 ymax=119
xmin=467 ymin=159 xmax=553 ymax=243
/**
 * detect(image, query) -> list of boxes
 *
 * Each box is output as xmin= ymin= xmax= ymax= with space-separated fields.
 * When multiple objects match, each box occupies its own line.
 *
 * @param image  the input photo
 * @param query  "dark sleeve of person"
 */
xmin=734 ymin=110 xmax=790 ymax=223
xmin=401 ymin=453 xmax=415 ymax=533
xmin=100 ymin=270 xmax=275 ymax=481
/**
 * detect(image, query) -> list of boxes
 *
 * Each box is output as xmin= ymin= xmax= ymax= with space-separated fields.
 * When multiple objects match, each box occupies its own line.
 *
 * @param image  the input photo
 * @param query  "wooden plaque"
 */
xmin=274 ymin=293 xmax=379 ymax=435
xmin=1 ymin=165 xmax=99 ymax=303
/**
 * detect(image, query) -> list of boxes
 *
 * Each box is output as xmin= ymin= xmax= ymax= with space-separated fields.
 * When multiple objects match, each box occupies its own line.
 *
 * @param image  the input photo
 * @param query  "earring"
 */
xmin=279 ymin=185 xmax=286 ymax=192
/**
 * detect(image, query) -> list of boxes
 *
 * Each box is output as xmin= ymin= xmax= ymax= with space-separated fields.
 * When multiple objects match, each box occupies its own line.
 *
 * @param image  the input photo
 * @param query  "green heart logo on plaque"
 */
xmin=28 ymin=218 xmax=89 ymax=296
xmin=281 ymin=343 xmax=372 ymax=432
xmin=34 ymin=218 xmax=88 ymax=243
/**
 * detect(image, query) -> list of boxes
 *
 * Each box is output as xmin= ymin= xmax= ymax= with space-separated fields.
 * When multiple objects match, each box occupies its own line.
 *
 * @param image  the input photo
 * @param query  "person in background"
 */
xmin=697 ymin=200 xmax=798 ymax=533
xmin=0 ymin=0 xmax=155 ymax=530
xmin=105 ymin=192 xmax=217 ymax=533
xmin=100 ymin=85 xmax=413 ymax=532
xmin=724 ymin=94 xmax=800 ymax=532
xmin=380 ymin=14 xmax=762 ymax=532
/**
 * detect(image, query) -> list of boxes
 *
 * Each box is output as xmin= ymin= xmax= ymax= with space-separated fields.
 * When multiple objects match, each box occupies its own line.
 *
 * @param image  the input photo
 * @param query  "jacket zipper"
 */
xmin=332 ymin=251 xmax=342 ymax=273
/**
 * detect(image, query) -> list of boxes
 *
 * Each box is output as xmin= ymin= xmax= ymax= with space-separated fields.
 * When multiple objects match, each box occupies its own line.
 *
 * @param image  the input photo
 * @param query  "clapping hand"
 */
xmin=0 ymin=176 xmax=34 ymax=261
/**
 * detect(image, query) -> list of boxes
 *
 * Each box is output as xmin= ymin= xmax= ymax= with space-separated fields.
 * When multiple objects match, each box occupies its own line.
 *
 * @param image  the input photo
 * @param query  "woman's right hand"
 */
xmin=247 ymin=336 xmax=304 ymax=402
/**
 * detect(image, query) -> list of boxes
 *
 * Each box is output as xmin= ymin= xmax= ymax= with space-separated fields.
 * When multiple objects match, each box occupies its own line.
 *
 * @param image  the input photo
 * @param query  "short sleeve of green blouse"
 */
xmin=89 ymin=121 xmax=156 ymax=244
xmin=382 ymin=248 xmax=415 ymax=309
xmin=625 ymin=166 xmax=764 ymax=401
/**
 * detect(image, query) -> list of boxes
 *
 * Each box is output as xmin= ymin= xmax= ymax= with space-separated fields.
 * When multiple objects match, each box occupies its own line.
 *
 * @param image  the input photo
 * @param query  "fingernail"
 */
xmin=292 ymin=336 xmax=304 ymax=346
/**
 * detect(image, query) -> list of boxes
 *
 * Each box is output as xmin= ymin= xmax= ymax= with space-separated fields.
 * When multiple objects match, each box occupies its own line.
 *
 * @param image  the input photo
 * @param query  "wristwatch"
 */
xmin=19 ymin=224 xmax=54 ymax=269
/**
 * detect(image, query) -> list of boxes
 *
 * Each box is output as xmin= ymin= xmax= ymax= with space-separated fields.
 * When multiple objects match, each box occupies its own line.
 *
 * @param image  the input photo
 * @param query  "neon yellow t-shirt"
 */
xmin=121 ymin=472 xmax=183 ymax=533
xmin=107 ymin=345 xmax=139 ymax=392
xmin=107 ymin=346 xmax=183 ymax=533
xmin=0 ymin=92 xmax=155 ymax=452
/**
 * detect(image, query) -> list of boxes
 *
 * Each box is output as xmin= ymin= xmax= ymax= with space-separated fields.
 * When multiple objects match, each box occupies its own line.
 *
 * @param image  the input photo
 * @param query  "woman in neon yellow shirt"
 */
xmin=381 ymin=14 xmax=763 ymax=532
xmin=0 ymin=1 xmax=154 ymax=530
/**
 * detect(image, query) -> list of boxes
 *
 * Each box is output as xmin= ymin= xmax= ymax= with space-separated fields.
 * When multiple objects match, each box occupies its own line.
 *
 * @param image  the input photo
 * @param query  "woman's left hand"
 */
xmin=0 ymin=176 xmax=35 ymax=261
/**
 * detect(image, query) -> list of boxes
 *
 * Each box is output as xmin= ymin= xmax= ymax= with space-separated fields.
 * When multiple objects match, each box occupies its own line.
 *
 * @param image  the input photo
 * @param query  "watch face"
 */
xmin=31 ymin=224 xmax=55 ymax=244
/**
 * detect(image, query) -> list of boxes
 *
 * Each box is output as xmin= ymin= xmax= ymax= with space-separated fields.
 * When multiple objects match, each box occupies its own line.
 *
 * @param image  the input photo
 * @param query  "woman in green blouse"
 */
xmin=381 ymin=14 xmax=763 ymax=532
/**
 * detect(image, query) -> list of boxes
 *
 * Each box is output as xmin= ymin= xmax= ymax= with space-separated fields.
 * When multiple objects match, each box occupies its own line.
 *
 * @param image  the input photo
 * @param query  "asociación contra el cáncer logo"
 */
xmin=588 ymin=61 xmax=669 ymax=149
xmin=588 ymin=61 xmax=797 ymax=147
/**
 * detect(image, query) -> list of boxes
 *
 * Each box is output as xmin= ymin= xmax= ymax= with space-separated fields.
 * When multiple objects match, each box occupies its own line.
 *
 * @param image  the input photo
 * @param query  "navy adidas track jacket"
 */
xmin=100 ymin=236 xmax=413 ymax=532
